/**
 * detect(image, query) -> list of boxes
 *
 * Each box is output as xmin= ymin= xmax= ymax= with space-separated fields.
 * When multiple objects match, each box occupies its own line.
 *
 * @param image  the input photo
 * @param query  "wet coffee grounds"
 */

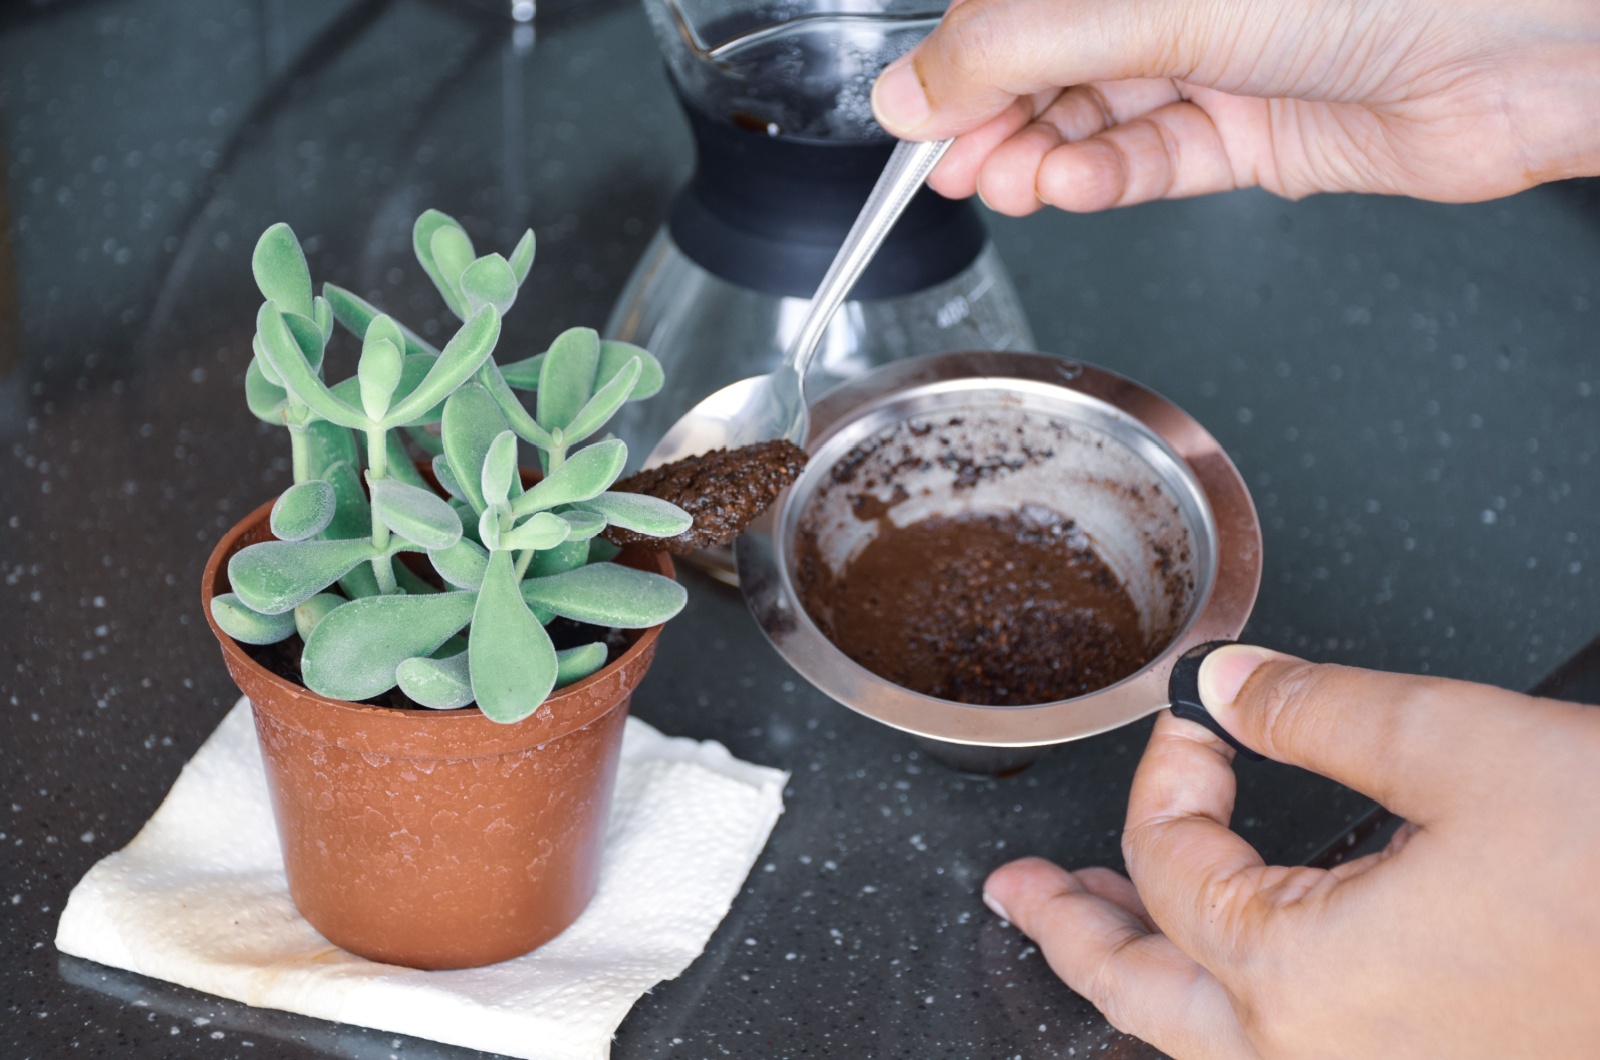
xmin=243 ymin=618 xmax=629 ymax=711
xmin=796 ymin=507 xmax=1153 ymax=706
xmin=606 ymin=439 xmax=807 ymax=553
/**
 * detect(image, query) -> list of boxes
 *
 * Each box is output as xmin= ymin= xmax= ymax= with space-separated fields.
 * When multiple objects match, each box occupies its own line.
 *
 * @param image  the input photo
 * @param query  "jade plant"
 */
xmin=210 ymin=210 xmax=691 ymax=722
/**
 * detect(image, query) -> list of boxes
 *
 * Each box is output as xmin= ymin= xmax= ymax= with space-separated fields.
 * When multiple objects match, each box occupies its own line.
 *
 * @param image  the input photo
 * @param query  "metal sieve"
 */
xmin=735 ymin=351 xmax=1262 ymax=773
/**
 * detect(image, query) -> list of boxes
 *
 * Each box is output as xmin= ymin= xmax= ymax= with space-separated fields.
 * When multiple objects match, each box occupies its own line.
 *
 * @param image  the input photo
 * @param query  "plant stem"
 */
xmin=366 ymin=426 xmax=397 ymax=594
xmin=514 ymin=547 xmax=534 ymax=579
xmin=287 ymin=423 xmax=310 ymax=483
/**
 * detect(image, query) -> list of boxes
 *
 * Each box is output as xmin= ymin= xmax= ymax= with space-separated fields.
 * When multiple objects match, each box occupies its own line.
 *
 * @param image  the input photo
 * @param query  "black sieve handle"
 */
xmin=1167 ymin=640 xmax=1265 ymax=761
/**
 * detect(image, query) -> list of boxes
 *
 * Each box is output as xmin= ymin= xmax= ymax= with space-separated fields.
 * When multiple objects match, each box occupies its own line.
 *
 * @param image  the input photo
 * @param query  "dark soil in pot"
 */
xmin=202 ymin=497 xmax=674 ymax=971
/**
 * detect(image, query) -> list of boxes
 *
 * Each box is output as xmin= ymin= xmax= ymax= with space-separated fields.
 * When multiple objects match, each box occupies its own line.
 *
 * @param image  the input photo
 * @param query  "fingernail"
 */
xmin=981 ymin=889 xmax=1011 ymax=923
xmin=872 ymin=57 xmax=930 ymax=133
xmin=1197 ymin=644 xmax=1279 ymax=721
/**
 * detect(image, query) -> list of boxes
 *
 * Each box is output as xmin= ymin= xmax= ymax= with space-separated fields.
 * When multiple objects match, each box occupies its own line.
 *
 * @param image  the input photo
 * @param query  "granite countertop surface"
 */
xmin=2 ymin=0 xmax=1598 ymax=1057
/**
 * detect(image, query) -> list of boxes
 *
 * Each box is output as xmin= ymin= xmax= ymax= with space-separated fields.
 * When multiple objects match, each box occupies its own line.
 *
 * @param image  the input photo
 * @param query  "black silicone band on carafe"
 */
xmin=1167 ymin=640 xmax=1265 ymax=762
xmin=667 ymin=90 xmax=988 ymax=300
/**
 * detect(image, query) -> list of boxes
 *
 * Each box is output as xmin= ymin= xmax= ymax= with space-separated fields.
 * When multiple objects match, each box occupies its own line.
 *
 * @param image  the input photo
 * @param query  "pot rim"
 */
xmin=735 ymin=350 xmax=1262 ymax=749
xmin=202 ymin=484 xmax=675 ymax=758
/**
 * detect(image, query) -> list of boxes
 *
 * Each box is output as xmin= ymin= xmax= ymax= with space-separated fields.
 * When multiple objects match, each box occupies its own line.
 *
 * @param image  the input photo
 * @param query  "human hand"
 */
xmin=871 ymin=0 xmax=1600 ymax=214
xmin=983 ymin=645 xmax=1600 ymax=1058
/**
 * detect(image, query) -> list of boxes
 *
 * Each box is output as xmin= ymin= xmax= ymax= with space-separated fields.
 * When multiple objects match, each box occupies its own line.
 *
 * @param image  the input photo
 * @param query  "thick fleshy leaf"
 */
xmin=452 ymin=499 xmax=481 ymax=545
xmin=478 ymin=361 xmax=555 ymax=449
xmin=481 ymin=430 xmax=518 ymax=510
xmin=501 ymin=511 xmax=569 ymax=552
xmin=302 ymin=591 xmax=477 ymax=700
xmin=511 ymin=438 xmax=626 ymax=517
xmin=381 ymin=306 xmax=500 ymax=428
xmin=470 ymin=550 xmax=558 ymax=723
xmin=256 ymin=303 xmax=368 ymax=429
xmin=304 ymin=418 xmax=359 ymax=479
xmin=211 ymin=592 xmax=296 ymax=645
xmin=430 ymin=226 xmax=476 ymax=312
xmin=413 ymin=210 xmax=472 ymax=318
xmin=520 ymin=562 xmax=686 ymax=627
xmin=478 ymin=506 xmax=503 ymax=551
xmin=587 ymin=538 xmax=622 ymax=564
xmin=396 ymin=651 xmax=474 ymax=710
xmin=429 ymin=537 xmax=489 ymax=589
xmin=282 ymin=311 xmax=326 ymax=371
xmin=228 ymin=537 xmax=379 ymax=615
xmin=441 ymin=381 xmax=506 ymax=514
xmin=314 ymin=295 xmax=333 ymax=343
xmin=384 ymin=432 xmax=432 ymax=491
xmin=432 ymin=454 xmax=467 ymax=502
xmin=315 ymin=458 xmax=370 ymax=541
xmin=598 ymin=340 xmax=664 ymax=400
xmin=529 ymin=538 xmax=590 ymax=578
xmin=371 ymin=477 xmax=462 ymax=551
xmin=332 ymin=353 xmax=443 ymax=427
xmin=576 ymin=492 xmax=692 ymax=538
xmin=555 ymin=642 xmax=608 ymax=688
xmin=559 ymin=356 xmax=640 ymax=448
xmin=536 ymin=327 xmax=600 ymax=434
xmin=293 ymin=592 xmax=345 ymax=641
xmin=556 ymin=509 xmax=606 ymax=541
xmin=270 ymin=480 xmax=337 ymax=542
xmin=460 ymin=254 xmax=517 ymax=317
xmin=499 ymin=353 xmax=542 ymax=390
xmin=339 ymin=562 xmax=383 ymax=600
xmin=358 ymin=339 xmax=404 ymax=421
xmin=252 ymin=223 xmax=313 ymax=320
xmin=406 ymin=424 xmax=446 ymax=456
xmin=509 ymin=229 xmax=535 ymax=286
xmin=322 ymin=282 xmax=439 ymax=357
xmin=393 ymin=556 xmax=437 ymax=596
xmin=245 ymin=358 xmax=289 ymax=423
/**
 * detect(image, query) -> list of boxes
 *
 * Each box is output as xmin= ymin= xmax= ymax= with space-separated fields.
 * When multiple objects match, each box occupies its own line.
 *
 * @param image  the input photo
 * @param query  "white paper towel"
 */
xmin=57 ymin=697 xmax=788 ymax=1060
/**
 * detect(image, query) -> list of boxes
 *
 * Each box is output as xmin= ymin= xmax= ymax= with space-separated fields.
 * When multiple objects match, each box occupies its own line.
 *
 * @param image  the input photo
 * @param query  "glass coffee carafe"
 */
xmin=606 ymin=0 xmax=1036 ymax=468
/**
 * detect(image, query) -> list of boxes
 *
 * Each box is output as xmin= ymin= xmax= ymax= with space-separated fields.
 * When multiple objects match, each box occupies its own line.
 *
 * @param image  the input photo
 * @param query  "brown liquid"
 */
xmin=796 ymin=507 xmax=1152 ymax=706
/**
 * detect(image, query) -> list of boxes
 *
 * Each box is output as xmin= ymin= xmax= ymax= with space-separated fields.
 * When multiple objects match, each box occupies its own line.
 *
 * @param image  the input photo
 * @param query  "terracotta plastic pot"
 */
xmin=201 ymin=494 xmax=673 ymax=970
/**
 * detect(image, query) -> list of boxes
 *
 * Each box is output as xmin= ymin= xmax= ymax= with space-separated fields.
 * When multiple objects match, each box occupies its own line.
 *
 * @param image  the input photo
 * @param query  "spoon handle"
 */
xmin=784 ymin=137 xmax=954 ymax=380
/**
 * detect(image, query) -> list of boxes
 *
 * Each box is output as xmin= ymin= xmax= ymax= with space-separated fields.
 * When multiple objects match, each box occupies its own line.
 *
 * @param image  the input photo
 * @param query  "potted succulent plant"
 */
xmin=201 ymin=210 xmax=693 ymax=970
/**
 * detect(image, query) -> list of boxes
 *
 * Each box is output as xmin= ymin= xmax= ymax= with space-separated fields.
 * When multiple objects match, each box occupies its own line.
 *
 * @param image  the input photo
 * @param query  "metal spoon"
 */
xmin=644 ymin=137 xmax=954 ymax=470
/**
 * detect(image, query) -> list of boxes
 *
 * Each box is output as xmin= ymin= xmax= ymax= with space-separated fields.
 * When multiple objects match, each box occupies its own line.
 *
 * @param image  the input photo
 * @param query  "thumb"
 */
xmin=872 ymin=0 xmax=1205 ymax=138
xmin=1196 ymin=644 xmax=1539 ymax=822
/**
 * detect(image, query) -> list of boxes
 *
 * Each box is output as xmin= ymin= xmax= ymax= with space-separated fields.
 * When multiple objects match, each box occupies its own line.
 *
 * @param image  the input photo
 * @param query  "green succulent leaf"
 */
xmin=441 ymin=381 xmax=507 ymax=514
xmin=380 ymin=306 xmax=500 ymax=428
xmin=384 ymin=432 xmax=432 ymax=491
xmin=555 ymin=642 xmax=609 ymax=688
xmin=413 ymin=210 xmax=473 ymax=319
xmin=396 ymin=651 xmax=474 ymax=710
xmin=478 ymin=505 xmax=504 ymax=551
xmin=245 ymin=358 xmax=289 ymax=423
xmin=460 ymin=253 xmax=518 ymax=318
xmin=270 ymin=479 xmax=337 ymax=542
xmin=407 ymin=424 xmax=446 ymax=456
xmin=252 ymin=335 xmax=284 ymax=386
xmin=501 ymin=511 xmax=570 ymax=552
xmin=393 ymin=556 xmax=437 ymax=596
xmin=469 ymin=550 xmax=558 ymax=723
xmin=511 ymin=438 xmax=626 ymax=517
xmin=432 ymin=454 xmax=467 ymax=503
xmin=481 ymin=430 xmax=518 ymax=511
xmin=587 ymin=538 xmax=622 ymax=564
xmin=228 ymin=537 xmax=379 ymax=615
xmin=371 ymin=477 xmax=463 ymax=551
xmin=575 ymin=492 xmax=692 ymax=538
xmin=560 ymin=356 xmax=640 ymax=449
xmin=293 ymin=592 xmax=346 ymax=641
xmin=536 ymin=327 xmax=601 ymax=434
xmin=252 ymin=223 xmax=313 ymax=321
xmin=282 ymin=311 xmax=327 ymax=372
xmin=256 ymin=303 xmax=369 ymax=430
xmin=315 ymin=458 xmax=371 ymax=541
xmin=301 ymin=591 xmax=477 ymax=700
xmin=598 ymin=340 xmax=664 ymax=400
xmin=477 ymin=361 xmax=555 ymax=449
xmin=499 ymin=353 xmax=543 ymax=390
xmin=429 ymin=537 xmax=489 ymax=590
xmin=520 ymin=562 xmax=686 ymax=628
xmin=556 ymin=508 xmax=607 ymax=540
xmin=357 ymin=338 xmax=404 ymax=421
xmin=211 ymin=592 xmax=296 ymax=645
xmin=313 ymin=295 xmax=333 ymax=344
xmin=322 ymin=282 xmax=440 ymax=357
xmin=529 ymin=538 xmax=590 ymax=578
xmin=509 ymin=229 xmax=535 ymax=286
xmin=332 ymin=353 xmax=444 ymax=427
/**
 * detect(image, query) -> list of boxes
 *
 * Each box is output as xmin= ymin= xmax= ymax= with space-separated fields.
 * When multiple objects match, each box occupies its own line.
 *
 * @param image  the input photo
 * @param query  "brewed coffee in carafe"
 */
xmin=607 ymin=0 xmax=1036 ymax=468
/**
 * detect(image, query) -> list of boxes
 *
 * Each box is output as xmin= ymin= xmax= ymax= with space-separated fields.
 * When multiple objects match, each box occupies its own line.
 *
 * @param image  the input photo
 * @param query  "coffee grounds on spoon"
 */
xmin=605 ymin=439 xmax=808 ymax=554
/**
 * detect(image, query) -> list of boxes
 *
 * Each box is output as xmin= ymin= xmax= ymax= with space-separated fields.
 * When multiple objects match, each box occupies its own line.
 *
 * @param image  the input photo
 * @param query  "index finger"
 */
xmin=1121 ymin=710 xmax=1265 ymax=967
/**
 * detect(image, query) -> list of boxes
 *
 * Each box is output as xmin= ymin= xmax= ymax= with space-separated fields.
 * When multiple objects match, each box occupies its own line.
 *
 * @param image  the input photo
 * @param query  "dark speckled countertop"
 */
xmin=3 ymin=1 xmax=1598 ymax=1057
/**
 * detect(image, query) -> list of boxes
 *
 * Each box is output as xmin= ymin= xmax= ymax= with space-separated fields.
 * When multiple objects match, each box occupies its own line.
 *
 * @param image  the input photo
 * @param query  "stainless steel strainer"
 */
xmin=736 ymin=351 xmax=1262 ymax=773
